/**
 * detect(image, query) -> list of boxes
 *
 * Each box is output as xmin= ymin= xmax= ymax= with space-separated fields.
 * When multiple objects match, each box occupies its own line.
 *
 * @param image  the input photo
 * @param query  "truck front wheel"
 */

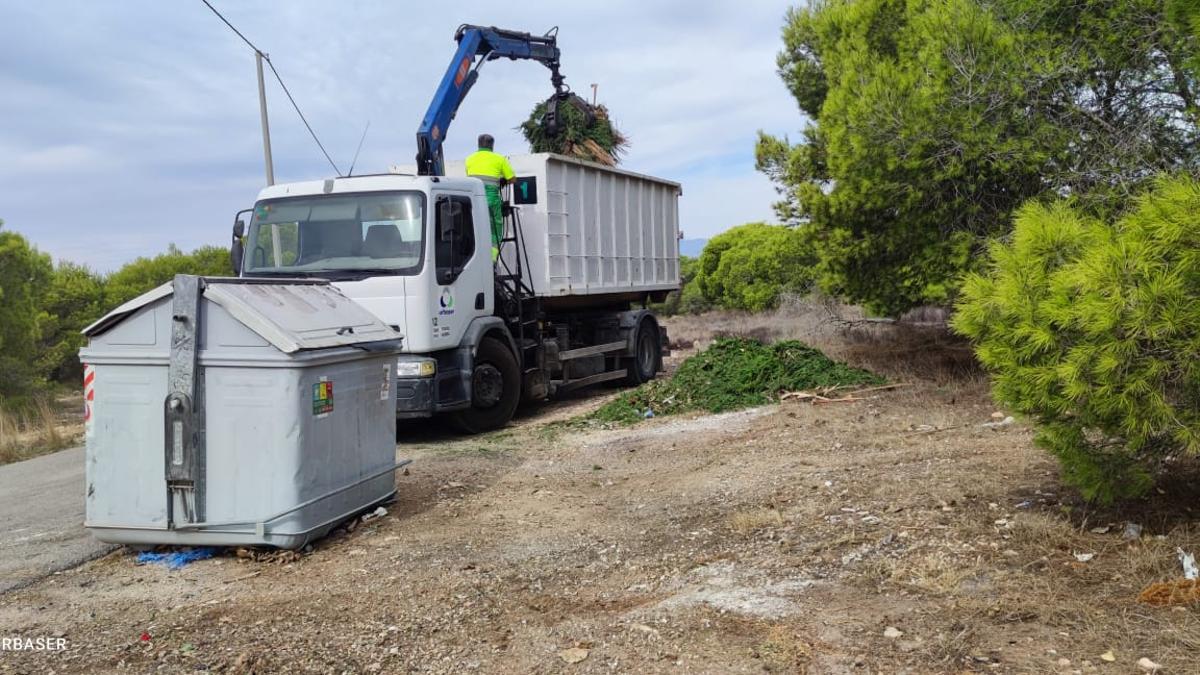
xmin=451 ymin=337 xmax=520 ymax=434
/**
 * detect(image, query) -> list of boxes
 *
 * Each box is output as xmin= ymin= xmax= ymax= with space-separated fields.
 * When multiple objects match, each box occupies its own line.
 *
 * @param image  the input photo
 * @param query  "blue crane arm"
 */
xmin=416 ymin=25 xmax=566 ymax=176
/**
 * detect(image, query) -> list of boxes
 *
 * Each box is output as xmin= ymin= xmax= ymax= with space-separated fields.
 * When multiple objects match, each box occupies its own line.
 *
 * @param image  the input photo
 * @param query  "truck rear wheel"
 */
xmin=626 ymin=319 xmax=661 ymax=385
xmin=451 ymin=337 xmax=520 ymax=434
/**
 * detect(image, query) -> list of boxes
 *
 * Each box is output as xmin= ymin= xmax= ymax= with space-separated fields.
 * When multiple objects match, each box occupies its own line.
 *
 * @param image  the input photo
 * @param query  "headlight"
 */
xmin=397 ymin=359 xmax=436 ymax=378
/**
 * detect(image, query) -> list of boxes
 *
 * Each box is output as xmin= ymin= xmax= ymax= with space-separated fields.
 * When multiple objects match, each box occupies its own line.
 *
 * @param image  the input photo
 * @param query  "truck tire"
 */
xmin=451 ymin=337 xmax=520 ymax=434
xmin=626 ymin=318 xmax=661 ymax=385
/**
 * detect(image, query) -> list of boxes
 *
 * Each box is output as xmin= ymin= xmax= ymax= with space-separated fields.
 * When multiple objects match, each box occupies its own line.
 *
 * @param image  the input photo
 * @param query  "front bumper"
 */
xmin=395 ymin=376 xmax=434 ymax=419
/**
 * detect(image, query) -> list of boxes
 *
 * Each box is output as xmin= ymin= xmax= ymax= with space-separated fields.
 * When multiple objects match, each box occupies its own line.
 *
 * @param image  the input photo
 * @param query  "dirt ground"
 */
xmin=3 ymin=310 xmax=1199 ymax=674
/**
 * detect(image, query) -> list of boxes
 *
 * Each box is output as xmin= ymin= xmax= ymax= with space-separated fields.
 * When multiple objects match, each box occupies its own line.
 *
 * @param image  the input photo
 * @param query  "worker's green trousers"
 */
xmin=485 ymin=185 xmax=504 ymax=261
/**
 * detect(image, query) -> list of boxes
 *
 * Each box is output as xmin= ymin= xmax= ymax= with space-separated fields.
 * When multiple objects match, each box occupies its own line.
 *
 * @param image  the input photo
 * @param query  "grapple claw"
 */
xmin=539 ymin=92 xmax=596 ymax=137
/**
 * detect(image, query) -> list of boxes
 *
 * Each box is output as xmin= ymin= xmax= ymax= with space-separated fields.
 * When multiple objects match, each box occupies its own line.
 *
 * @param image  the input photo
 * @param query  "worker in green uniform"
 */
xmin=464 ymin=134 xmax=516 ymax=261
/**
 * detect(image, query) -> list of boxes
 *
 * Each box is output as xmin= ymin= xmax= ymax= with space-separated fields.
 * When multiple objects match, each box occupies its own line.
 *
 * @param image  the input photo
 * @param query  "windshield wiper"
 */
xmin=345 ymin=267 xmax=406 ymax=275
xmin=243 ymin=270 xmax=313 ymax=278
xmin=314 ymin=268 xmax=407 ymax=280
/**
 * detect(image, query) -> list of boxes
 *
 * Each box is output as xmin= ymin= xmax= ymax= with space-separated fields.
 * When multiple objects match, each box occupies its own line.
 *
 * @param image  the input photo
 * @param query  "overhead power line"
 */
xmin=198 ymin=0 xmax=256 ymax=51
xmin=260 ymin=57 xmax=344 ymax=177
xmin=199 ymin=0 xmax=343 ymax=176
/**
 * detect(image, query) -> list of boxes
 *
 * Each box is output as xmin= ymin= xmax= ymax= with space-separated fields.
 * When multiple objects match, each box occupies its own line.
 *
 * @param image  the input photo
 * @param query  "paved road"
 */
xmin=0 ymin=447 xmax=115 ymax=595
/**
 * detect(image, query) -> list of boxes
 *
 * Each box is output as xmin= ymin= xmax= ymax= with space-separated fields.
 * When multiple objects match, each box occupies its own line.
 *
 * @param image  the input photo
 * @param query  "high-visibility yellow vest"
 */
xmin=465 ymin=149 xmax=515 ymax=182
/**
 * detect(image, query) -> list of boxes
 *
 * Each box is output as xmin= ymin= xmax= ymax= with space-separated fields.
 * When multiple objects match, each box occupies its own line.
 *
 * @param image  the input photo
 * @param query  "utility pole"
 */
xmin=255 ymin=51 xmax=275 ymax=186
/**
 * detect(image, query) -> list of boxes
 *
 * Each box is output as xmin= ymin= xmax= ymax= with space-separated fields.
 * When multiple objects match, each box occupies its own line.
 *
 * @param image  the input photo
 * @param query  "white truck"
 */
xmin=231 ymin=153 xmax=681 ymax=432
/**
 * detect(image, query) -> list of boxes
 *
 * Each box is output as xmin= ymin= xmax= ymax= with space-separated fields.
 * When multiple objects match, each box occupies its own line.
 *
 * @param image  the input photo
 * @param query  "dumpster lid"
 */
xmin=83 ymin=277 xmax=403 ymax=353
xmin=203 ymin=280 xmax=400 ymax=352
xmin=83 ymin=282 xmax=175 ymax=337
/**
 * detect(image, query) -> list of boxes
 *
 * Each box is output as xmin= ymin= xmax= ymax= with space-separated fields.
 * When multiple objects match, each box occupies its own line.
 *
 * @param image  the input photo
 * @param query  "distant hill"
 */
xmin=680 ymin=238 xmax=707 ymax=258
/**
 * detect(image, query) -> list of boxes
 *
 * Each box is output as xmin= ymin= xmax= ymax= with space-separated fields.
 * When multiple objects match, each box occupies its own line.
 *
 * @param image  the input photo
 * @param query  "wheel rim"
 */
xmin=472 ymin=363 xmax=504 ymax=408
xmin=637 ymin=329 xmax=656 ymax=375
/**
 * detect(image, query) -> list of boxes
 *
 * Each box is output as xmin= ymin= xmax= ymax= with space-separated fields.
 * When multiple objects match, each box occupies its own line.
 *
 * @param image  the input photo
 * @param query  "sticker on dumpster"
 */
xmin=380 ymin=364 xmax=391 ymax=401
xmin=312 ymin=378 xmax=334 ymax=416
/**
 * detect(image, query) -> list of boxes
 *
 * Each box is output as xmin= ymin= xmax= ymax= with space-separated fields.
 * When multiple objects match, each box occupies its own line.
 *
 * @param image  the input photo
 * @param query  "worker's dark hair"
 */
xmin=478 ymin=134 xmax=494 ymax=150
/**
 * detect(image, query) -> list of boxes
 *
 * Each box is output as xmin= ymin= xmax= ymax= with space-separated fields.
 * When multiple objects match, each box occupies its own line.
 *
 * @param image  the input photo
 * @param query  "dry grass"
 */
xmin=0 ymin=394 xmax=78 ymax=465
xmin=752 ymin=624 xmax=813 ymax=673
xmin=1006 ymin=509 xmax=1081 ymax=549
xmin=727 ymin=507 xmax=785 ymax=535
xmin=0 ymin=407 xmax=22 ymax=464
xmin=33 ymin=397 xmax=63 ymax=447
xmin=664 ymin=294 xmax=982 ymax=385
xmin=872 ymin=503 xmax=1200 ymax=668
xmin=889 ymin=550 xmax=985 ymax=595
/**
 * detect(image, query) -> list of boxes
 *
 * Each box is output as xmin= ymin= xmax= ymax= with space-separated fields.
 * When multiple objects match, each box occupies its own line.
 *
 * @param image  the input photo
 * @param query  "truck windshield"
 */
xmin=243 ymin=191 xmax=425 ymax=278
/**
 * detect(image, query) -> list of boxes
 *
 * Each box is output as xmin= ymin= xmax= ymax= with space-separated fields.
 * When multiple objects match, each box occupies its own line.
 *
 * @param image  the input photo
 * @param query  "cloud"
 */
xmin=679 ymin=166 xmax=786 ymax=239
xmin=1 ymin=144 xmax=106 ymax=173
xmin=0 ymin=0 xmax=801 ymax=269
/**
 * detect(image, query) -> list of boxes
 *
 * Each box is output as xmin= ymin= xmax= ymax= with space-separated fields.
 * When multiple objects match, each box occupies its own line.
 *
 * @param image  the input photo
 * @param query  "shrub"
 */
xmin=0 ymin=220 xmax=52 ymax=401
xmin=695 ymin=223 xmax=816 ymax=311
xmin=0 ymin=218 xmax=234 ymax=396
xmin=593 ymin=337 xmax=882 ymax=424
xmin=37 ymin=262 xmax=105 ymax=383
xmin=103 ymin=244 xmax=232 ymax=309
xmin=954 ymin=175 xmax=1200 ymax=502
xmin=654 ymin=256 xmax=712 ymax=316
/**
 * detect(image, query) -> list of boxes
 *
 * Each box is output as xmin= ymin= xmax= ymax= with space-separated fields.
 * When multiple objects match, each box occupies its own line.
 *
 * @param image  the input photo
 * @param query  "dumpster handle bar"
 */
xmin=170 ymin=459 xmax=412 ymax=533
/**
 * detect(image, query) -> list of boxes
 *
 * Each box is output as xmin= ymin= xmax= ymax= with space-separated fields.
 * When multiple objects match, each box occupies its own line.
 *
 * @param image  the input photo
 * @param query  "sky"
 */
xmin=0 ymin=0 xmax=802 ymax=271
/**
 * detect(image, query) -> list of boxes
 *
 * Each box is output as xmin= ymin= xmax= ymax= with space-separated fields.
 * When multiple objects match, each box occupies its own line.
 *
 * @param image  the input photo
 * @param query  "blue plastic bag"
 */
xmin=135 ymin=547 xmax=218 ymax=570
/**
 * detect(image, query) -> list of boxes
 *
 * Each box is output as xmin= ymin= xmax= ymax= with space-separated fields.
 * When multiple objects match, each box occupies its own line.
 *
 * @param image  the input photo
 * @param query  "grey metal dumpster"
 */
xmin=80 ymin=275 xmax=406 ymax=549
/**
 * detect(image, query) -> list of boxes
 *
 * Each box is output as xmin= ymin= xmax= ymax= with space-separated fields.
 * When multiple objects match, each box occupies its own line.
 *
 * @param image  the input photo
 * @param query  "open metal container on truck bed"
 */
xmin=80 ymin=275 xmax=406 ymax=549
xmin=414 ymin=152 xmax=682 ymax=308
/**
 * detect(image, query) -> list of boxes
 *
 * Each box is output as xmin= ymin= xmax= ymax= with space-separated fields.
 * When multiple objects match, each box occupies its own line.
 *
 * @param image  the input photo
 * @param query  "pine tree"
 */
xmin=955 ymin=176 xmax=1200 ymax=501
xmin=760 ymin=0 xmax=1200 ymax=316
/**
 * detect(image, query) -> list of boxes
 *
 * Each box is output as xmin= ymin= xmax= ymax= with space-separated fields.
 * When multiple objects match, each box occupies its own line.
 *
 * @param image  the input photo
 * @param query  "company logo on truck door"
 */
xmin=438 ymin=287 xmax=455 ymax=316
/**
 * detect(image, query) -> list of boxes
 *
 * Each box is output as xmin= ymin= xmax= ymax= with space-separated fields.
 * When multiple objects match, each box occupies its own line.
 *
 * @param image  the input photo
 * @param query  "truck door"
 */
xmin=428 ymin=191 xmax=491 ymax=349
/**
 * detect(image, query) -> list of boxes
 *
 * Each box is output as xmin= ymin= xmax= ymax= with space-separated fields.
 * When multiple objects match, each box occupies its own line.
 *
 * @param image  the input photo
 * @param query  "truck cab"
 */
xmin=244 ymin=174 xmax=492 ymax=351
xmin=238 ymin=174 xmax=521 ymax=430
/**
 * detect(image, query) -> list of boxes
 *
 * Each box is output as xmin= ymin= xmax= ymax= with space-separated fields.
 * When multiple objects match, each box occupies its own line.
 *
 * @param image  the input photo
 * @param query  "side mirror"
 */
xmin=231 ymin=217 xmax=247 ymax=276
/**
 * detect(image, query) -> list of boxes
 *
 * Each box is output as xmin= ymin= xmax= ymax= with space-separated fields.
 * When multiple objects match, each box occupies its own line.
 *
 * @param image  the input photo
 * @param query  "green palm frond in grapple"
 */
xmin=520 ymin=99 xmax=628 ymax=166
